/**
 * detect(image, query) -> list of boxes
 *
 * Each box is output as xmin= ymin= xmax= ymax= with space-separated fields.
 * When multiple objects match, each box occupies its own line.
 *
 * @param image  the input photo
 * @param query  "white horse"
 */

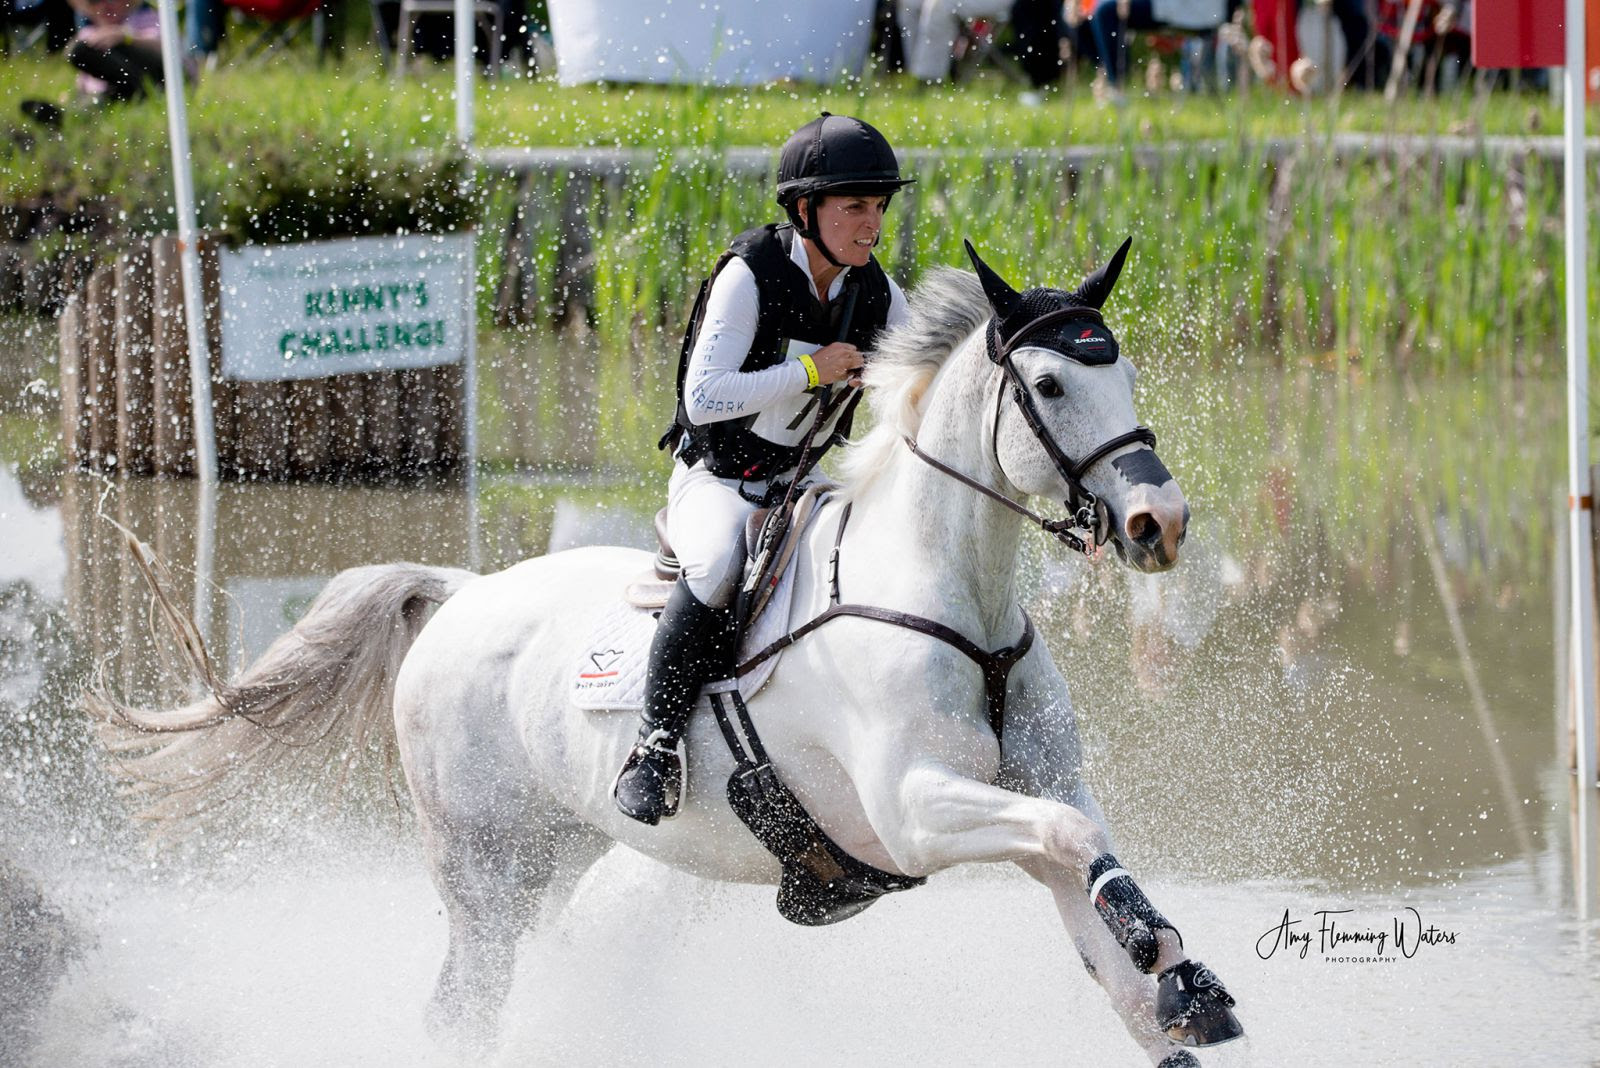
xmin=103 ymin=242 xmax=1240 ymax=1067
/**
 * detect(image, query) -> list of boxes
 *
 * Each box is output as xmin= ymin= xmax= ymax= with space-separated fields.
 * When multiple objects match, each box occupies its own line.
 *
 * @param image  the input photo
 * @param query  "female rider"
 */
xmin=613 ymin=114 xmax=915 ymax=825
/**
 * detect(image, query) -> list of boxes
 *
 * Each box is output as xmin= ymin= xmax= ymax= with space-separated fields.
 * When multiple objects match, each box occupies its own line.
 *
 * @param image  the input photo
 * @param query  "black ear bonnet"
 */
xmin=987 ymin=288 xmax=1118 ymax=366
xmin=963 ymin=237 xmax=1131 ymax=366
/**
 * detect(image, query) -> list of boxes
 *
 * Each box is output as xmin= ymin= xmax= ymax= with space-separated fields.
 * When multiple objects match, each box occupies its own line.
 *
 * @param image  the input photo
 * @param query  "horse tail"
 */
xmin=90 ymin=562 xmax=476 ymax=826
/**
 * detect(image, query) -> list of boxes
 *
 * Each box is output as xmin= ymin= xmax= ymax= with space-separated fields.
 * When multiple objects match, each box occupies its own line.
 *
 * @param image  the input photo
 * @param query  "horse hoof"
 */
xmin=1158 ymin=1052 xmax=1200 ymax=1068
xmin=1156 ymin=959 xmax=1243 ymax=1047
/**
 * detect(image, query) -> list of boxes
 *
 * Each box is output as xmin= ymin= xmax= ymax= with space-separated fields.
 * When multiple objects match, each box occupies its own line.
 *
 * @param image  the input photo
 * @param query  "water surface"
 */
xmin=2 ymin=357 xmax=1597 ymax=1067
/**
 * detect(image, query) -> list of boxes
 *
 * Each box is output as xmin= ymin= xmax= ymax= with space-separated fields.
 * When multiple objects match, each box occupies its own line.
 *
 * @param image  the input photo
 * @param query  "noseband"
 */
xmin=905 ymin=304 xmax=1156 ymax=557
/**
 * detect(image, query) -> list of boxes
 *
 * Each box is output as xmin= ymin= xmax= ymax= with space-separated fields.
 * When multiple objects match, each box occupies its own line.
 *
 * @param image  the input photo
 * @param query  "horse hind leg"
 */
xmin=421 ymin=796 xmax=611 ymax=1051
xmin=398 ymin=668 xmax=609 ymax=1048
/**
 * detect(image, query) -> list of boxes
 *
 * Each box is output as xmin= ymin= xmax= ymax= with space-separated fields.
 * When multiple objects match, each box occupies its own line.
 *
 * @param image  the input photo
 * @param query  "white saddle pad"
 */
xmin=570 ymin=536 xmax=807 ymax=712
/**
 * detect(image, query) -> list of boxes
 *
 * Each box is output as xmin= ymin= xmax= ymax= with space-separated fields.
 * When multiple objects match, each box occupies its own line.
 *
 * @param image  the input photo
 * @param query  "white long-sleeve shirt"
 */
xmin=683 ymin=235 xmax=909 ymax=453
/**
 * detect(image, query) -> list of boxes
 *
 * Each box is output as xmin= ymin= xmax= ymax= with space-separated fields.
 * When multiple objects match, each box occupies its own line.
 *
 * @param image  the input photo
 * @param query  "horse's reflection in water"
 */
xmin=102 ymin=243 xmax=1242 ymax=1065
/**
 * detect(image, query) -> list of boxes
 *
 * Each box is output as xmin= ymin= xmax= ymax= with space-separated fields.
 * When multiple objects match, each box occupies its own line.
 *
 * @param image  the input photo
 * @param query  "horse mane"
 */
xmin=836 ymin=267 xmax=991 ymax=497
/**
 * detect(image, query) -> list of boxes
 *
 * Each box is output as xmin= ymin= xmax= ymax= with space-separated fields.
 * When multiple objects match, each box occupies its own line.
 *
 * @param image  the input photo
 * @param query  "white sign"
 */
xmin=219 ymin=232 xmax=472 ymax=382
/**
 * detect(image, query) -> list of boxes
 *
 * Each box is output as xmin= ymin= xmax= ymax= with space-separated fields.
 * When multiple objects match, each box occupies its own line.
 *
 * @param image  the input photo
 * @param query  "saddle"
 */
xmin=624 ymin=486 xmax=926 ymax=927
xmin=623 ymin=483 xmax=831 ymax=634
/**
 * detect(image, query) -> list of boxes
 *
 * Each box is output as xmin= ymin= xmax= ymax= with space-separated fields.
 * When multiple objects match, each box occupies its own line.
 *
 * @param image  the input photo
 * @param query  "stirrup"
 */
xmin=612 ymin=730 xmax=686 ymax=825
xmin=1156 ymin=959 xmax=1243 ymax=1047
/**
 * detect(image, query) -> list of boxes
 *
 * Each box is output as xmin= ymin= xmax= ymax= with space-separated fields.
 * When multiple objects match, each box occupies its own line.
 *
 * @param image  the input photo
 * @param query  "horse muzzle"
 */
xmin=1115 ymin=487 xmax=1189 ymax=572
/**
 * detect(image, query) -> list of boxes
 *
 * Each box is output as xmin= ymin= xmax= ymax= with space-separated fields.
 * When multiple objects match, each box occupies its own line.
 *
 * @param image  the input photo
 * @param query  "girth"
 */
xmin=736 ymin=500 xmax=1034 ymax=739
xmin=709 ymin=497 xmax=1030 ymax=926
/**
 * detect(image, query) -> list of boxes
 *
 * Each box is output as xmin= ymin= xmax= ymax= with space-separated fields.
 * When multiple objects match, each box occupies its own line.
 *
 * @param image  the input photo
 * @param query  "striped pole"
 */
xmin=1564 ymin=0 xmax=1595 ymax=917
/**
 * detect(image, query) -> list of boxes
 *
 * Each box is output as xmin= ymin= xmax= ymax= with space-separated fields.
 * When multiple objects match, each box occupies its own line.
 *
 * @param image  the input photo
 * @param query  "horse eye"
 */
xmin=1035 ymin=376 xmax=1063 ymax=399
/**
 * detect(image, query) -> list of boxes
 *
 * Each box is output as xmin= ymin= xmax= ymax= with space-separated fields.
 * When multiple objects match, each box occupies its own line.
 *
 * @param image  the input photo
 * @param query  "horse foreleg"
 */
xmin=865 ymin=761 xmax=1130 ymax=891
xmin=862 ymin=763 xmax=1236 ymax=1057
xmin=1017 ymin=857 xmax=1193 ymax=1067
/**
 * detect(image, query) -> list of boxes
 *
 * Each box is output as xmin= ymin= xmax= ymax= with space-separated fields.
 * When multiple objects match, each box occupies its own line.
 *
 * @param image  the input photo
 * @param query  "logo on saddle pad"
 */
xmin=581 ymin=648 xmax=624 ymax=679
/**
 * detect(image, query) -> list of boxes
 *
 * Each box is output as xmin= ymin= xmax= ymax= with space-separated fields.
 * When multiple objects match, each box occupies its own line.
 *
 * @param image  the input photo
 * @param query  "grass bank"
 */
xmin=0 ymin=51 xmax=1576 ymax=230
xmin=2 ymin=53 xmax=1595 ymax=404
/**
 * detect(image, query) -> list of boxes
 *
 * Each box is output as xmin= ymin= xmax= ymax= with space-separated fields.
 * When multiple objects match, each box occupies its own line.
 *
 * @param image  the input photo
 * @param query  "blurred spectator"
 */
xmin=1253 ymin=0 xmax=1379 ymax=89
xmin=374 ymin=0 xmax=527 ymax=68
xmin=898 ymin=0 xmax=1061 ymax=88
xmin=185 ymin=0 xmax=225 ymax=58
xmin=3 ymin=0 xmax=76 ymax=52
xmin=872 ymin=0 xmax=908 ymax=71
xmin=900 ymin=0 xmax=1012 ymax=81
xmin=65 ymin=0 xmax=166 ymax=102
xmin=1375 ymin=0 xmax=1469 ymax=88
xmin=1089 ymin=0 xmax=1225 ymax=90
xmin=1009 ymin=0 xmax=1065 ymax=87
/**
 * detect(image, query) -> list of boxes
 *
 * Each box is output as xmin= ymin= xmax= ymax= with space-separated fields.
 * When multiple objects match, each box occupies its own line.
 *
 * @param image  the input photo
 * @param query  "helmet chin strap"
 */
xmin=795 ymin=195 xmax=849 ymax=270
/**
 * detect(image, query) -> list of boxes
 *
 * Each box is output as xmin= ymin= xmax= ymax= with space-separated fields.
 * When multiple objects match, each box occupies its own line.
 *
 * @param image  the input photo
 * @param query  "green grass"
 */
xmin=1 ymin=49 xmax=1579 ymax=220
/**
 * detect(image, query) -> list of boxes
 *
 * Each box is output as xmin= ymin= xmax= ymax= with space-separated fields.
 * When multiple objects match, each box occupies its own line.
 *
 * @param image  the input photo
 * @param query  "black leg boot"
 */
xmin=612 ymin=579 xmax=732 ymax=825
xmin=1087 ymin=854 xmax=1243 ymax=1047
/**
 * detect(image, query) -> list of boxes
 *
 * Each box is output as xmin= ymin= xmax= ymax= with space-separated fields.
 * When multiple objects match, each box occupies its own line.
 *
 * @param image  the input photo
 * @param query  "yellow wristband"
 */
xmin=797 ymin=353 xmax=820 ymax=390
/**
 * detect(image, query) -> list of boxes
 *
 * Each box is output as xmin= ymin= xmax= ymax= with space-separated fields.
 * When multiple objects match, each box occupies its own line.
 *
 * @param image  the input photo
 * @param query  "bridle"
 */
xmin=904 ymin=304 xmax=1156 ymax=557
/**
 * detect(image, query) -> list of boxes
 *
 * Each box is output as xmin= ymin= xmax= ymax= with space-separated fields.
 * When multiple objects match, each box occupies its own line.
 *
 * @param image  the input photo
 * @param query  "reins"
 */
xmin=731 ymin=300 xmax=1157 ymax=739
xmin=902 ymin=435 xmax=1102 ymax=556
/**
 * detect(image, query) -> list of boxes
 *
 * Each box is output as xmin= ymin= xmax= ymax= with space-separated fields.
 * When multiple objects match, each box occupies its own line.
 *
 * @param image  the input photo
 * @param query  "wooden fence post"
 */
xmin=288 ymin=376 xmax=333 ymax=480
xmin=114 ymin=247 xmax=155 ymax=476
xmin=57 ymin=293 xmax=90 ymax=467
xmin=199 ymin=237 xmax=238 ymax=476
xmin=83 ymin=265 xmax=117 ymax=470
xmin=0 ymin=244 xmax=22 ymax=311
xmin=233 ymin=374 xmax=289 ymax=479
xmin=361 ymin=370 xmax=402 ymax=479
xmin=326 ymin=372 xmax=367 ymax=478
xmin=150 ymin=235 xmax=194 ymax=477
xmin=434 ymin=361 xmax=465 ymax=472
xmin=397 ymin=368 xmax=439 ymax=473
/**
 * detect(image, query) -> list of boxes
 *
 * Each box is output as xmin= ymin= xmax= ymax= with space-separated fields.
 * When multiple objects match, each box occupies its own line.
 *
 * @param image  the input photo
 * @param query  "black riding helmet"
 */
xmin=776 ymin=113 xmax=914 ymax=267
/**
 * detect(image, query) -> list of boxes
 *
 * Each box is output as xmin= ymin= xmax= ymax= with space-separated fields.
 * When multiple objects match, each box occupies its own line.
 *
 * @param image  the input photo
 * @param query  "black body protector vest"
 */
xmin=661 ymin=223 xmax=892 ymax=484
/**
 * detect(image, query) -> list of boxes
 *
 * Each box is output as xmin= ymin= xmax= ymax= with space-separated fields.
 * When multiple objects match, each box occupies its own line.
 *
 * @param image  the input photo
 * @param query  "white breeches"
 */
xmin=667 ymin=460 xmax=763 ymax=608
xmin=667 ymin=458 xmax=826 ymax=607
xmin=899 ymin=0 xmax=1013 ymax=81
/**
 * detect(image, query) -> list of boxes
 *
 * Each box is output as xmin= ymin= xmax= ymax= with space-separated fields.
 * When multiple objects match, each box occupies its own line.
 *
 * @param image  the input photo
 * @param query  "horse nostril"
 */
xmin=1126 ymin=511 xmax=1160 ymax=545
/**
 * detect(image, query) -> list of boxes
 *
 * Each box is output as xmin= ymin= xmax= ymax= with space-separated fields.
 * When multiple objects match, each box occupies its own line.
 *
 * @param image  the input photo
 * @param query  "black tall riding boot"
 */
xmin=613 ymin=579 xmax=733 ymax=825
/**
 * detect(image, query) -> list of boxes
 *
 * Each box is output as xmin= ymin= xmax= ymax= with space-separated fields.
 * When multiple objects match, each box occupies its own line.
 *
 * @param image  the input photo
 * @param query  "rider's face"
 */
xmin=806 ymin=195 xmax=888 ymax=268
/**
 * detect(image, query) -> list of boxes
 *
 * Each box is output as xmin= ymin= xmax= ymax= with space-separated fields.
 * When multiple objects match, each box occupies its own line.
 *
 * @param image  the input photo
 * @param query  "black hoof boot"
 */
xmin=612 ymin=730 xmax=684 ymax=825
xmin=1156 ymin=959 xmax=1243 ymax=1047
xmin=1157 ymin=1051 xmax=1200 ymax=1068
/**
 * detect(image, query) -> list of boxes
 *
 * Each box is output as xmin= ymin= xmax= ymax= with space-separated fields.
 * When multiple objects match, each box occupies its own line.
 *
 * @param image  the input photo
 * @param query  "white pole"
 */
xmin=155 ymin=0 xmax=217 ymax=486
xmin=453 ymin=0 xmax=478 ymax=566
xmin=1564 ymin=0 xmax=1596 ymax=917
xmin=454 ymin=0 xmax=474 ymax=150
xmin=465 ymin=232 xmax=480 ymax=573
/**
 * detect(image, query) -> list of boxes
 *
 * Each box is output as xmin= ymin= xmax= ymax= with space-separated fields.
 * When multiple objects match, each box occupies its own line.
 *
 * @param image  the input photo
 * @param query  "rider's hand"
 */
xmin=808 ymin=342 xmax=863 ymax=387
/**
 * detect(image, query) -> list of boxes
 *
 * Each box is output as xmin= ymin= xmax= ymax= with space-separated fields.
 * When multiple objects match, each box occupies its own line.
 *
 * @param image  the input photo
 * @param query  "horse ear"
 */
xmin=1071 ymin=236 xmax=1133 ymax=310
xmin=964 ymin=239 xmax=1021 ymax=319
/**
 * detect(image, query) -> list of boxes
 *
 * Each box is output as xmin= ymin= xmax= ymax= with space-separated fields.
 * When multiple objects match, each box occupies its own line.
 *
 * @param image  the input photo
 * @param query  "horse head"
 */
xmin=964 ymin=239 xmax=1189 ymax=573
